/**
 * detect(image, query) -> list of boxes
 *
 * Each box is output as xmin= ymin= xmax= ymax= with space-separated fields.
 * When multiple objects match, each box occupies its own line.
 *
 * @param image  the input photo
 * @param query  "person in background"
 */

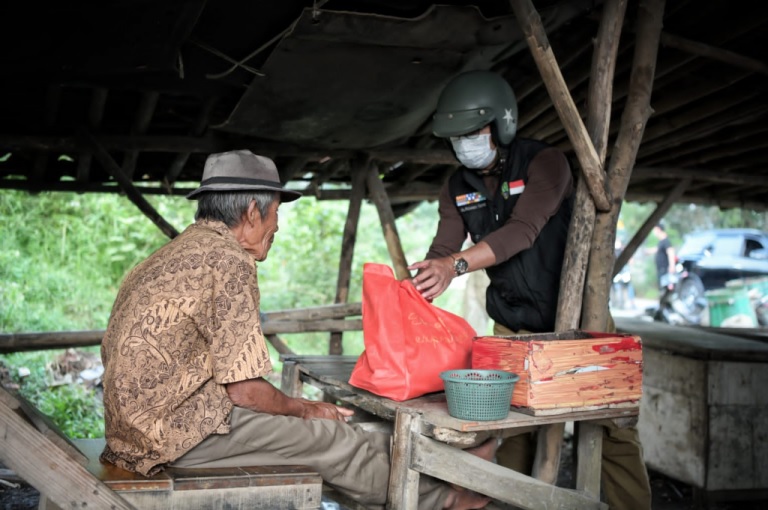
xmin=613 ymin=237 xmax=636 ymax=310
xmin=100 ymin=149 xmax=494 ymax=510
xmin=653 ymin=222 xmax=677 ymax=289
xmin=408 ymin=70 xmax=652 ymax=510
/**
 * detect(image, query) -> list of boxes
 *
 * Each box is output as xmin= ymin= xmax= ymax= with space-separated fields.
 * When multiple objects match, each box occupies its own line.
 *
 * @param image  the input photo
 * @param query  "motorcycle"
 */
xmin=652 ymin=265 xmax=708 ymax=325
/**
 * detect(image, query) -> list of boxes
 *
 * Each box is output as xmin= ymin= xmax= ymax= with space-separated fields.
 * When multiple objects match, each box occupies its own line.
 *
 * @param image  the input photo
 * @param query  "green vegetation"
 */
xmin=0 ymin=188 xmax=461 ymax=437
xmin=2 ymin=188 xmax=766 ymax=438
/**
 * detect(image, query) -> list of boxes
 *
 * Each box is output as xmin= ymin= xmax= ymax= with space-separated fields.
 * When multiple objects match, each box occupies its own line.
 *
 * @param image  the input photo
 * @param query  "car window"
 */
xmin=745 ymin=237 xmax=766 ymax=257
xmin=678 ymin=233 xmax=717 ymax=256
xmin=711 ymin=235 xmax=744 ymax=257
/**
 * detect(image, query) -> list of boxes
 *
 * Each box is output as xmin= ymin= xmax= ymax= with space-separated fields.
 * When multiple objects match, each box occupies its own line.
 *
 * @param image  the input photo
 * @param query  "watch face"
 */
xmin=454 ymin=257 xmax=469 ymax=276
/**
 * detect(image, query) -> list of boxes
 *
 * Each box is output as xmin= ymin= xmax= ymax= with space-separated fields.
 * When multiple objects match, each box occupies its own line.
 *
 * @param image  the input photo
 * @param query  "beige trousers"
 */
xmin=170 ymin=406 xmax=450 ymax=509
xmin=493 ymin=321 xmax=652 ymax=510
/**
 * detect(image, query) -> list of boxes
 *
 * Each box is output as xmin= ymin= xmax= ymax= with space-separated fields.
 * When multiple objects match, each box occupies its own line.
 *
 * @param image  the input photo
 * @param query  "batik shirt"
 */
xmin=100 ymin=219 xmax=272 ymax=476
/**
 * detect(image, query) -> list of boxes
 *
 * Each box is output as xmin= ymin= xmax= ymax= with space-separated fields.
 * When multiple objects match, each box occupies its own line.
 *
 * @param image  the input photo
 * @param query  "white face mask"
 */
xmin=450 ymin=134 xmax=497 ymax=169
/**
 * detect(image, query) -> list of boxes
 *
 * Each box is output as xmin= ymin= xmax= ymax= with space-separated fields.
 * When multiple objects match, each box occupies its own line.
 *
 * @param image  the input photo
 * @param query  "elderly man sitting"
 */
xmin=100 ymin=150 xmax=495 ymax=509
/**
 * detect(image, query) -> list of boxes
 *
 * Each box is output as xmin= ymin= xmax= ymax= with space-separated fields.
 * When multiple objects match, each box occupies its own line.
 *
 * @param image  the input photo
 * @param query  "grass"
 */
xmin=0 ymin=189 xmax=464 ymax=438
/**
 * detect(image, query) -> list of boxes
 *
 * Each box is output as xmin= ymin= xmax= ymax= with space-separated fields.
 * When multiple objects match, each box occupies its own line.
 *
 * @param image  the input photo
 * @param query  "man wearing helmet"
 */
xmin=409 ymin=70 xmax=652 ymax=510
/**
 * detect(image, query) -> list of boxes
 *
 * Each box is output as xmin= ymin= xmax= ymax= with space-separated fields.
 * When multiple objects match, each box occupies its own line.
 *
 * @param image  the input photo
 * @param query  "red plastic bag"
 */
xmin=349 ymin=263 xmax=476 ymax=401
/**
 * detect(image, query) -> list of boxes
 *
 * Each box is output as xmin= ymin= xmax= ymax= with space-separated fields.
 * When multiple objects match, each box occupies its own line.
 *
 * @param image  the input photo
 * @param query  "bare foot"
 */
xmin=450 ymin=438 xmax=500 ymax=493
xmin=442 ymin=488 xmax=492 ymax=509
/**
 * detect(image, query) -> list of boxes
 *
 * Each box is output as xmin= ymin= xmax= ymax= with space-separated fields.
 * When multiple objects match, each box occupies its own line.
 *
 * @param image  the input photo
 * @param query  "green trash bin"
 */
xmin=705 ymin=287 xmax=757 ymax=327
xmin=725 ymin=276 xmax=768 ymax=300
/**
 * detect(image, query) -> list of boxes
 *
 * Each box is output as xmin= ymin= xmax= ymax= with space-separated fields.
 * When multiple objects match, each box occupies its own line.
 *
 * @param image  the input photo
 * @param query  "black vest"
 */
xmin=448 ymin=139 xmax=574 ymax=332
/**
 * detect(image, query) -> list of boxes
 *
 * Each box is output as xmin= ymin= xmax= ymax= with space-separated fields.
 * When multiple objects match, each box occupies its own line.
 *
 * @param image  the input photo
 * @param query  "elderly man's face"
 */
xmin=243 ymin=199 xmax=280 ymax=261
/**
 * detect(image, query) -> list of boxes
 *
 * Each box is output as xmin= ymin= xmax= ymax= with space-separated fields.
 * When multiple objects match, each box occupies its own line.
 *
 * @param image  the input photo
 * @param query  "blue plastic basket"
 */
xmin=440 ymin=369 xmax=519 ymax=421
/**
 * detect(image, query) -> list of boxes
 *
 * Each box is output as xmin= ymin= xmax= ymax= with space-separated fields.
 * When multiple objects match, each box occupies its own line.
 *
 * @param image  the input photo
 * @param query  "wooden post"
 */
xmin=387 ymin=410 xmax=420 ymax=510
xmin=575 ymin=422 xmax=604 ymax=499
xmin=366 ymin=163 xmax=410 ymax=281
xmin=582 ymin=0 xmax=666 ymax=331
xmin=330 ymin=162 xmax=366 ymax=355
xmin=509 ymin=0 xmax=611 ymax=212
xmin=546 ymin=0 xmax=628 ymax=486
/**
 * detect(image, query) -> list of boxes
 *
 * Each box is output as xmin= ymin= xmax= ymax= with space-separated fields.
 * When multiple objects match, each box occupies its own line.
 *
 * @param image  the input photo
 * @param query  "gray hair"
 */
xmin=194 ymin=190 xmax=278 ymax=227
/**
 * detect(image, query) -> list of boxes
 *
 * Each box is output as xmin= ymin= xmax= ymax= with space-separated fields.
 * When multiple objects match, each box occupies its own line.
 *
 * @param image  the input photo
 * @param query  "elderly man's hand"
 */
xmin=299 ymin=399 xmax=355 ymax=422
xmin=407 ymin=256 xmax=455 ymax=301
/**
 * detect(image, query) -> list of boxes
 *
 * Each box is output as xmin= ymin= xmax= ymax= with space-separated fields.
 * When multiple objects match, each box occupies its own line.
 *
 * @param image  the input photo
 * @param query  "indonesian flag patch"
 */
xmin=508 ymin=179 xmax=525 ymax=195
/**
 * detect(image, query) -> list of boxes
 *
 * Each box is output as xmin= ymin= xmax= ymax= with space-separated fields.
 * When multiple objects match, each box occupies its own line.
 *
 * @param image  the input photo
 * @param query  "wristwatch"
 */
xmin=452 ymin=256 xmax=469 ymax=276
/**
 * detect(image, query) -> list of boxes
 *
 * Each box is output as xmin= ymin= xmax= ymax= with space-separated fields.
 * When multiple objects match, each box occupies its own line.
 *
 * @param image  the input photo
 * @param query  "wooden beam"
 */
xmin=0 ymin=134 xmax=459 ymax=165
xmin=124 ymin=91 xmax=160 ymax=179
xmin=509 ymin=0 xmax=611 ymax=212
xmin=633 ymin=166 xmax=768 ymax=187
xmin=76 ymin=87 xmax=108 ymax=183
xmin=366 ymin=163 xmax=410 ymax=281
xmin=616 ymin=178 xmax=689 ymax=275
xmin=330 ymin=164 xmax=366 ymax=355
xmin=84 ymin=132 xmax=180 ymax=239
xmin=0 ymin=310 xmax=363 ymax=353
xmin=660 ymin=32 xmax=768 ymax=77
xmin=164 ymin=96 xmax=217 ymax=187
xmin=0 ymin=390 xmax=135 ymax=510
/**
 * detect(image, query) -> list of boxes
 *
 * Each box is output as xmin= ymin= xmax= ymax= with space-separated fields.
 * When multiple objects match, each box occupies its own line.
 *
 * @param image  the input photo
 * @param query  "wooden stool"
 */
xmin=38 ymin=438 xmax=323 ymax=510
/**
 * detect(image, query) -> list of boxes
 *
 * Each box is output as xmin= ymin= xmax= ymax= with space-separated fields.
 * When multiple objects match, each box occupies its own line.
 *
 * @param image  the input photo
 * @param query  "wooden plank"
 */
xmin=179 ymin=302 xmax=363 ymax=323
xmin=280 ymin=360 xmax=303 ymax=398
xmin=615 ymin=317 xmax=768 ymax=361
xmin=366 ymin=163 xmax=409 ymax=280
xmin=411 ymin=433 xmax=607 ymax=510
xmin=575 ymin=421 xmax=604 ymax=498
xmin=0 ymin=314 xmax=363 ymax=353
xmin=0 ymin=398 xmax=135 ymax=509
xmin=707 ymin=360 xmax=768 ymax=405
xmin=707 ymin=404 xmax=763 ymax=491
xmin=387 ymin=411 xmax=420 ymax=510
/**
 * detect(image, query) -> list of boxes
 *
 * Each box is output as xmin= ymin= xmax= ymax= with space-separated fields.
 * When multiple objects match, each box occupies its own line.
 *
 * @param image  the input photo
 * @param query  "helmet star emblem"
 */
xmin=503 ymin=108 xmax=514 ymax=126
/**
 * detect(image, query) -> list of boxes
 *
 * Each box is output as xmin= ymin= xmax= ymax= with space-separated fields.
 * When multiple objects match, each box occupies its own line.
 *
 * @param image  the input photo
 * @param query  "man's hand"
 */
xmin=407 ymin=256 xmax=455 ymax=301
xmin=299 ymin=399 xmax=354 ymax=422
xmin=227 ymin=377 xmax=354 ymax=422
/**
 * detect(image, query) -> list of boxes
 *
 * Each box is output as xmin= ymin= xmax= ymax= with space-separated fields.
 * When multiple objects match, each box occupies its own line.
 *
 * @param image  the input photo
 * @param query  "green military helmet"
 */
xmin=433 ymin=70 xmax=518 ymax=145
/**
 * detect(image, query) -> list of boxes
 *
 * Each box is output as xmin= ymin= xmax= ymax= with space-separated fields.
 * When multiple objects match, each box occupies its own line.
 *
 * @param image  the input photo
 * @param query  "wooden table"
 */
xmin=280 ymin=355 xmax=639 ymax=510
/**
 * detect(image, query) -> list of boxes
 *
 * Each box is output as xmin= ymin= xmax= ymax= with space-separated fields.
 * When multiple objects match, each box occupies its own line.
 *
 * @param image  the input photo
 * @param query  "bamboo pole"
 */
xmin=582 ymin=0 xmax=666 ymax=331
xmin=509 ymin=0 xmax=611 ymax=212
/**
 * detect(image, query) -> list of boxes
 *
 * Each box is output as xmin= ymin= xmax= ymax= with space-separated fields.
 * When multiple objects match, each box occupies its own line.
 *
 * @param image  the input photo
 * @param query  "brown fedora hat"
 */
xmin=186 ymin=150 xmax=301 ymax=202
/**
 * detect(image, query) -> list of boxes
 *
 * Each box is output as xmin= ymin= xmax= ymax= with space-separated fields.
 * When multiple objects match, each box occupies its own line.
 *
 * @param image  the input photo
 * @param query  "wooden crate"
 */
xmin=471 ymin=330 xmax=642 ymax=415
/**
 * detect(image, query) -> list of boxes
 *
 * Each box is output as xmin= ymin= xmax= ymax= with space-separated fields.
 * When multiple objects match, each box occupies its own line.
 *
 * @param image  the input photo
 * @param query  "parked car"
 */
xmin=677 ymin=228 xmax=768 ymax=290
xmin=652 ymin=228 xmax=768 ymax=326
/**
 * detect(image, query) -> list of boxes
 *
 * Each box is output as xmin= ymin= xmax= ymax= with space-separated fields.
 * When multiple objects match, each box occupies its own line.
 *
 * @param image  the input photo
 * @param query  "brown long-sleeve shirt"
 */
xmin=426 ymin=147 xmax=573 ymax=263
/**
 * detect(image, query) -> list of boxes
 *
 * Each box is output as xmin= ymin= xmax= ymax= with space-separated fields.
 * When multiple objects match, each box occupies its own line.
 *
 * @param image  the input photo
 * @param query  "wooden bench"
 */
xmin=0 ymin=386 xmax=323 ymax=510
xmin=38 ymin=438 xmax=324 ymax=510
